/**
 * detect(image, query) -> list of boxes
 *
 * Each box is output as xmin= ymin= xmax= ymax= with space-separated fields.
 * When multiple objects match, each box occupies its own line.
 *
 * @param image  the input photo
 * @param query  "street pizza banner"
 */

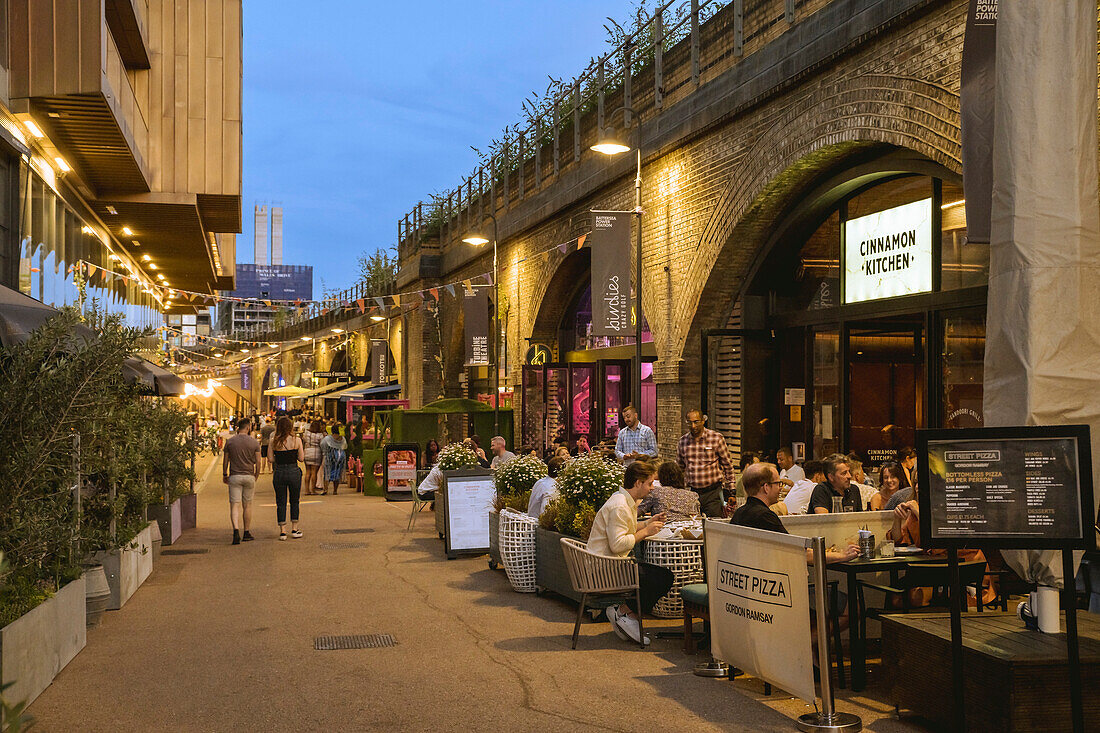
xmin=705 ymin=520 xmax=815 ymax=703
xmin=590 ymin=211 xmax=632 ymax=337
xmin=462 ymin=286 xmax=490 ymax=367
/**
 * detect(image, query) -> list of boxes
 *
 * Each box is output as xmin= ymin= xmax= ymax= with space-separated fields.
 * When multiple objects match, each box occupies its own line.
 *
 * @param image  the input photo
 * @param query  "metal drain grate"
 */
xmin=160 ymin=549 xmax=210 ymax=555
xmin=318 ymin=542 xmax=368 ymax=550
xmin=332 ymin=528 xmax=374 ymax=535
xmin=314 ymin=634 xmax=396 ymax=650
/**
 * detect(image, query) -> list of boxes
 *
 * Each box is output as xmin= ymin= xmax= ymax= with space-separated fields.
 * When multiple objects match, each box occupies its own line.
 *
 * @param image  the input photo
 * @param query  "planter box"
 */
xmin=147 ymin=498 xmax=182 ymax=546
xmin=488 ymin=510 xmax=502 ymax=570
xmin=179 ymin=492 xmax=197 ymax=530
xmin=435 ymin=486 xmax=446 ymax=539
xmin=0 ymin=576 xmax=86 ymax=709
xmin=93 ymin=523 xmax=154 ymax=610
xmin=535 ymin=527 xmax=584 ymax=604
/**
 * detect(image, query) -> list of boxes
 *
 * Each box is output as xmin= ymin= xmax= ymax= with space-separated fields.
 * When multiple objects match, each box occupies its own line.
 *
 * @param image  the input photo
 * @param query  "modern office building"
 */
xmin=218 ymin=263 xmax=312 ymax=334
xmin=0 ymin=2 xmax=243 ymax=330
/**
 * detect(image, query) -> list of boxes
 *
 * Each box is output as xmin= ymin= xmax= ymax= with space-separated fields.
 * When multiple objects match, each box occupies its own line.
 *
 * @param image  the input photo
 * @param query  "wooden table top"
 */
xmin=881 ymin=612 xmax=1100 ymax=665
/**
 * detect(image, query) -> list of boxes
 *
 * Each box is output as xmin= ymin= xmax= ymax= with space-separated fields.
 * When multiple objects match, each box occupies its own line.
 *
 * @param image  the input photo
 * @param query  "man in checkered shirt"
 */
xmin=614 ymin=405 xmax=657 ymax=466
xmin=677 ymin=409 xmax=734 ymax=517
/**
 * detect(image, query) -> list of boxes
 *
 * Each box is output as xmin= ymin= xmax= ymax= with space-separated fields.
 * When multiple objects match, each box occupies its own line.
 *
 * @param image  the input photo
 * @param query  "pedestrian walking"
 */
xmin=302 ymin=419 xmax=325 ymax=496
xmin=321 ymin=423 xmax=348 ymax=495
xmin=259 ymin=418 xmax=276 ymax=473
xmin=270 ymin=416 xmax=304 ymax=541
xmin=676 ymin=409 xmax=734 ymax=517
xmin=222 ymin=417 xmax=260 ymax=544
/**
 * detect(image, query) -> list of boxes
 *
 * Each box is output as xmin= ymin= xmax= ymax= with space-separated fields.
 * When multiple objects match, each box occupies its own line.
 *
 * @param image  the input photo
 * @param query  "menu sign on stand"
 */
xmin=917 ymin=425 xmax=1094 ymax=733
xmin=382 ymin=443 xmax=419 ymax=502
xmin=443 ymin=469 xmax=495 ymax=559
xmin=918 ymin=425 xmax=1094 ymax=549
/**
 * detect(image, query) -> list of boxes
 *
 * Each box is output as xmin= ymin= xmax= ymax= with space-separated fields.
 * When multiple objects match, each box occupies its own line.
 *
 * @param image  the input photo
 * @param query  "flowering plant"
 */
xmin=494 ymin=455 xmax=547 ymax=498
xmin=437 ymin=442 xmax=480 ymax=471
xmin=556 ymin=453 xmax=623 ymax=506
xmin=538 ymin=454 xmax=624 ymax=539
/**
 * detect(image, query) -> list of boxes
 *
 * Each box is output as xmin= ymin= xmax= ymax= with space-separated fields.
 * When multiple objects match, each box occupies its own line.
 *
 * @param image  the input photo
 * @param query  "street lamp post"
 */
xmin=593 ymin=110 xmax=644 ymax=416
xmin=462 ymin=213 xmax=500 ymax=437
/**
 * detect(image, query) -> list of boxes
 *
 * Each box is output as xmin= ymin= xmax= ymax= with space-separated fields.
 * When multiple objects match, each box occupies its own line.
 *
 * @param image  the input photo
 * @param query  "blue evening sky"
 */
xmin=242 ymin=0 xmax=637 ymax=297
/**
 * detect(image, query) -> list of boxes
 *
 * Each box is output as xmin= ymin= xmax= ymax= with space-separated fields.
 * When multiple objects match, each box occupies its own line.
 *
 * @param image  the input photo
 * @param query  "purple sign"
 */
xmin=240 ymin=364 xmax=252 ymax=391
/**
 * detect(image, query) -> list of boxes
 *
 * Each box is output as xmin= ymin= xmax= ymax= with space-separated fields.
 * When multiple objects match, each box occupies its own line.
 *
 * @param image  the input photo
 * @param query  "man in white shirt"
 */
xmin=782 ymin=459 xmax=824 ymax=515
xmin=527 ymin=457 xmax=565 ymax=517
xmin=587 ymin=460 xmax=673 ymax=645
xmin=777 ymin=446 xmax=805 ymax=487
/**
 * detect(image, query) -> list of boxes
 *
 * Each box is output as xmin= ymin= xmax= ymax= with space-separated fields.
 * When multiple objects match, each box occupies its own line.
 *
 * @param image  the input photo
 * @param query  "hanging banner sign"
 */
xmin=705 ymin=520 xmax=816 ymax=703
xmin=240 ymin=364 xmax=252 ymax=391
xmin=590 ymin=211 xmax=632 ymax=336
xmin=960 ymin=0 xmax=997 ymax=244
xmin=463 ymin=286 xmax=490 ymax=367
xmin=843 ymin=198 xmax=933 ymax=304
xmin=371 ymin=340 xmax=389 ymax=386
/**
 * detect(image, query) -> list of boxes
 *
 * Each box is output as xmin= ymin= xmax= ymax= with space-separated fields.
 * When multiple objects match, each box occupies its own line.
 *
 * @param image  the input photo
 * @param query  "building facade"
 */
xmin=395 ymin=0 xmax=1023 ymax=466
xmin=0 ymin=1 xmax=243 ymax=328
xmin=217 ymin=263 xmax=313 ymax=334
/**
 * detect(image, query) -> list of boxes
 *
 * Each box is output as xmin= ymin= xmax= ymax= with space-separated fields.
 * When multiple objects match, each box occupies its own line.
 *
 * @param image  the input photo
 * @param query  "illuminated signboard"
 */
xmin=843 ymin=198 xmax=933 ymax=304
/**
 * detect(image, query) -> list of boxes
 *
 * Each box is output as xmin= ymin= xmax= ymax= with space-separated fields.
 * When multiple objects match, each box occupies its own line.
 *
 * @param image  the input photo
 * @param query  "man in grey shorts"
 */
xmin=223 ymin=418 xmax=261 ymax=545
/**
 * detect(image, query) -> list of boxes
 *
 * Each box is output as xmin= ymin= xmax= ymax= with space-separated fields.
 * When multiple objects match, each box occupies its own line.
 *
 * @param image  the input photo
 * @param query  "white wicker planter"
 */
xmin=641 ymin=537 xmax=704 ymax=618
xmin=498 ymin=509 xmax=538 ymax=593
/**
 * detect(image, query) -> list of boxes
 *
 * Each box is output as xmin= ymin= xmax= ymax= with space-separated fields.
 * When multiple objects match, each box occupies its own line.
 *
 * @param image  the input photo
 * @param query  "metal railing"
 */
xmin=393 ymin=0 xmax=793 ymax=257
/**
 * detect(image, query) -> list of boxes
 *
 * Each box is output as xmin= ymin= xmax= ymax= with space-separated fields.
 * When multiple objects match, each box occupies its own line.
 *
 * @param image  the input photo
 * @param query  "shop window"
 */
xmin=940 ymin=181 xmax=988 ymax=290
xmin=942 ymin=309 xmax=985 ymax=428
xmin=795 ymin=210 xmax=840 ymax=311
xmin=560 ymin=283 xmax=652 ymax=353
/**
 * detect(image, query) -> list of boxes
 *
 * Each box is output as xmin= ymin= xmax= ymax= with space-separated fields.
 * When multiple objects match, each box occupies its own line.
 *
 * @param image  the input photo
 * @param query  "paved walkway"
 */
xmin=28 ymin=453 xmax=932 ymax=732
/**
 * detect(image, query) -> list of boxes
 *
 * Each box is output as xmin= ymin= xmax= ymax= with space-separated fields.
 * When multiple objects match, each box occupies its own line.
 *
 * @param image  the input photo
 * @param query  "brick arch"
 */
xmin=526 ymin=247 xmax=592 ymax=355
xmin=667 ymin=74 xmax=962 ymax=367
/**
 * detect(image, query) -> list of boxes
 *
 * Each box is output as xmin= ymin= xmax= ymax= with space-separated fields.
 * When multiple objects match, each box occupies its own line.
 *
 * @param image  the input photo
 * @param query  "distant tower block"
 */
xmin=271 ymin=207 xmax=283 ymax=265
xmin=254 ymin=205 xmax=269 ymax=265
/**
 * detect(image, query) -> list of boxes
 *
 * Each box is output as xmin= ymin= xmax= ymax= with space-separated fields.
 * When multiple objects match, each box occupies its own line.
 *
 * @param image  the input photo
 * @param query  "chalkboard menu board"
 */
xmin=917 ymin=425 xmax=1095 ymax=549
xmin=443 ymin=469 xmax=496 ymax=559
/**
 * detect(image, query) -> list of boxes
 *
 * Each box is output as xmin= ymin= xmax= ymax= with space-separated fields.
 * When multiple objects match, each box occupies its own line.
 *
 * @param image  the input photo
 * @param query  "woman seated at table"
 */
xmin=637 ymin=461 xmax=701 ymax=520
xmin=587 ymin=460 xmax=673 ymax=646
xmin=868 ymin=461 xmax=904 ymax=511
xmin=887 ymin=499 xmax=996 ymax=607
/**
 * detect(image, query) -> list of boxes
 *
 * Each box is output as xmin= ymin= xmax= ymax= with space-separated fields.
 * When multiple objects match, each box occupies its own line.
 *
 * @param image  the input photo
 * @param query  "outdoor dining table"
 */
xmin=831 ymin=552 xmax=940 ymax=691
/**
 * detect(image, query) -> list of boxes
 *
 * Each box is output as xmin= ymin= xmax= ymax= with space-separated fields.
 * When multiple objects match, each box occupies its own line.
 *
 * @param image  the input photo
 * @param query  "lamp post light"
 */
xmin=593 ymin=109 xmax=644 ymax=417
xmin=462 ymin=213 xmax=500 ymax=436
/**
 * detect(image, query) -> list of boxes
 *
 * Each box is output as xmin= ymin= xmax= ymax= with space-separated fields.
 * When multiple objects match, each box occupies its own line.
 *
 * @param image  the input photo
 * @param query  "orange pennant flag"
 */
xmin=577 ymin=233 xmax=587 ymax=249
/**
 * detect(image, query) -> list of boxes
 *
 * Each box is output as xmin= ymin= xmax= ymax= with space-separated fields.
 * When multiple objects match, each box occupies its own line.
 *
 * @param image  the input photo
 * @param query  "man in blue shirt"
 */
xmin=614 ymin=405 xmax=658 ymax=465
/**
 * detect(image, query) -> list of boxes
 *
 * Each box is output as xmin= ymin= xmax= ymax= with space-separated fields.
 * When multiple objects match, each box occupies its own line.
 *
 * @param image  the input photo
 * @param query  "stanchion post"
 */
xmin=947 ymin=549 xmax=965 ymax=733
xmin=1062 ymin=548 xmax=1084 ymax=733
xmin=797 ymin=536 xmax=860 ymax=732
xmin=189 ymin=423 xmax=197 ymax=494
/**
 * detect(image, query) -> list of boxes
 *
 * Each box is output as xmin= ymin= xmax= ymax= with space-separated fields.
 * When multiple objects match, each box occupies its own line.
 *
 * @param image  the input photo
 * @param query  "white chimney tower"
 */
xmin=254 ymin=205 xmax=269 ymax=265
xmin=271 ymin=207 xmax=283 ymax=265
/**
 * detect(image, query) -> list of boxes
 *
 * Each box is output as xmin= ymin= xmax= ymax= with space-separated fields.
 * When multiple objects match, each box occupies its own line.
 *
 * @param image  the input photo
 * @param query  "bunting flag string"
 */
xmin=74 ymin=229 xmax=589 ymax=315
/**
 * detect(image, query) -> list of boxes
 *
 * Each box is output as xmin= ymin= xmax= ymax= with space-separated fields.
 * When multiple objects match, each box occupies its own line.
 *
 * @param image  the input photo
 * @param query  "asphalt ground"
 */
xmin=28 ymin=453 xmax=934 ymax=732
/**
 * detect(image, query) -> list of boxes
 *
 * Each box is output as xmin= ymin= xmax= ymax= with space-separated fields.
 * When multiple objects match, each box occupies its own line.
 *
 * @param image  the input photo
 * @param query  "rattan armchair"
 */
xmin=559 ymin=537 xmax=644 ymax=649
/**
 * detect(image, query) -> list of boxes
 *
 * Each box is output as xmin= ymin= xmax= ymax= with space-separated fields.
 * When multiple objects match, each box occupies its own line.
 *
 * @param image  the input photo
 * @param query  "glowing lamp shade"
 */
xmin=463 ymin=234 xmax=490 ymax=246
xmin=370 ymin=315 xmax=385 ymax=322
xmin=591 ymin=136 xmax=631 ymax=156
xmin=300 ymin=336 xmax=312 ymax=341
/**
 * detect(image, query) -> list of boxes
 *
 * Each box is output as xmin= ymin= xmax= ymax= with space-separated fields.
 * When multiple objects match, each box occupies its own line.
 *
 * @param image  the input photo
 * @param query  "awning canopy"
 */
xmin=296 ymin=382 xmax=350 ymax=400
xmin=124 ymin=356 xmax=186 ymax=396
xmin=0 ymin=286 xmax=94 ymax=346
xmin=324 ymin=382 xmax=400 ymax=400
xmin=264 ymin=385 xmax=312 ymax=397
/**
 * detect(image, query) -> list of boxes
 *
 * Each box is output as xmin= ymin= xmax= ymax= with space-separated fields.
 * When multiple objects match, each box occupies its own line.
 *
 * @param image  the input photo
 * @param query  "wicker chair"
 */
xmin=559 ymin=537 xmax=645 ymax=649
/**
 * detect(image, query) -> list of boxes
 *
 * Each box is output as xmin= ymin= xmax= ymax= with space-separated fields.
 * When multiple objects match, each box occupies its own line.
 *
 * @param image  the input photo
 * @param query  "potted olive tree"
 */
xmin=490 ymin=455 xmax=546 ymax=571
xmin=536 ymin=454 xmax=623 ymax=601
xmin=143 ymin=401 xmax=199 ymax=546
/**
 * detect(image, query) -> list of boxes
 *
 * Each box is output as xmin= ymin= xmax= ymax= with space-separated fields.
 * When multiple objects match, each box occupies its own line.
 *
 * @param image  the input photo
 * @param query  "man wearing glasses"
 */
xmin=677 ymin=409 xmax=734 ymax=517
